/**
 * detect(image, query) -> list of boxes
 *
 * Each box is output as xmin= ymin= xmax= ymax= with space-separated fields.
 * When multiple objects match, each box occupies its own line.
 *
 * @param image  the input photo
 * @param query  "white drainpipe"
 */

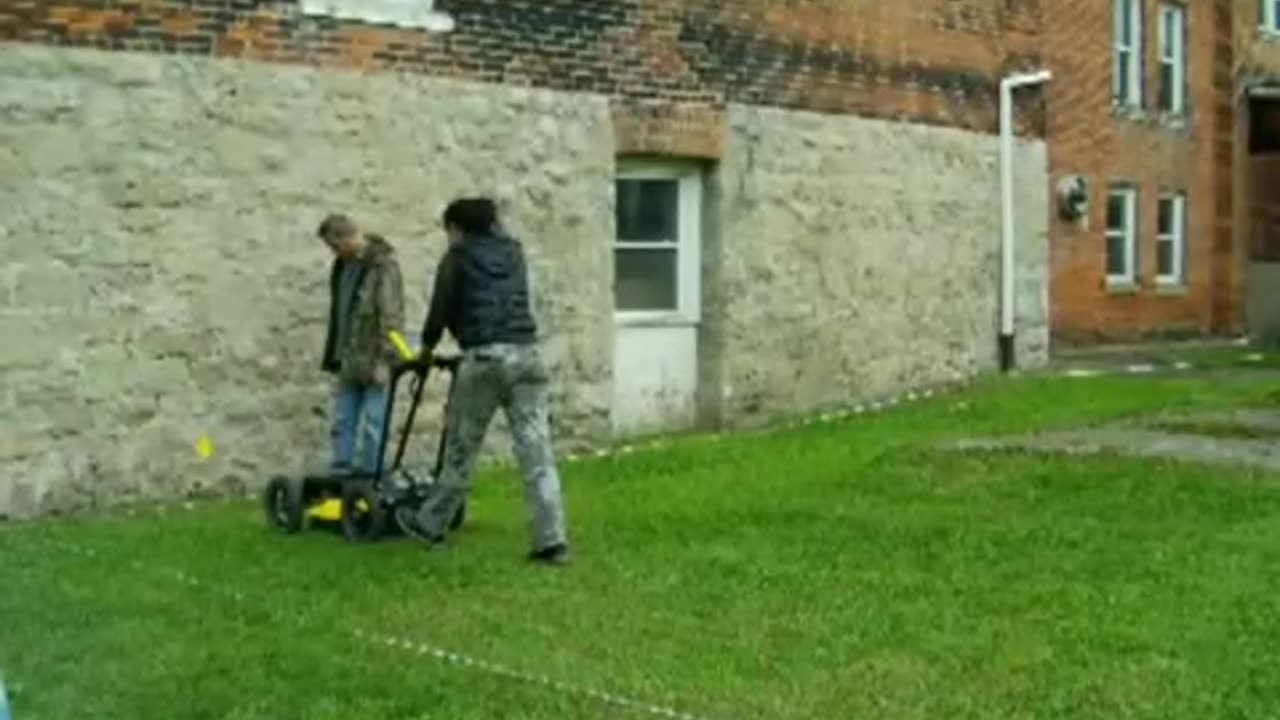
xmin=999 ymin=69 xmax=1051 ymax=372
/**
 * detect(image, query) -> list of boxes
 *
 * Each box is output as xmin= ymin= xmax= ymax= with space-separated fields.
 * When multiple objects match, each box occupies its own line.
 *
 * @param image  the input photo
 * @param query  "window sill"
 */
xmin=1155 ymin=282 xmax=1188 ymax=296
xmin=1110 ymin=103 xmax=1189 ymax=131
xmin=299 ymin=0 xmax=456 ymax=30
xmin=615 ymin=311 xmax=700 ymax=328
xmin=1157 ymin=112 xmax=1189 ymax=131
xmin=1105 ymin=280 xmax=1140 ymax=295
xmin=1111 ymin=102 xmax=1145 ymax=121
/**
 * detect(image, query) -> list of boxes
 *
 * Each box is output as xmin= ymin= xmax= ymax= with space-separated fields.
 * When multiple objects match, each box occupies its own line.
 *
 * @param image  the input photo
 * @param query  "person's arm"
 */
xmin=518 ymin=241 xmax=540 ymax=322
xmin=420 ymin=248 xmax=458 ymax=353
xmin=377 ymin=257 xmax=406 ymax=362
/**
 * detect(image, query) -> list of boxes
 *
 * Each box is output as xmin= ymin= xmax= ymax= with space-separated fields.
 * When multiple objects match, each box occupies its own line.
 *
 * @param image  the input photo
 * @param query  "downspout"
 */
xmin=999 ymin=69 xmax=1052 ymax=372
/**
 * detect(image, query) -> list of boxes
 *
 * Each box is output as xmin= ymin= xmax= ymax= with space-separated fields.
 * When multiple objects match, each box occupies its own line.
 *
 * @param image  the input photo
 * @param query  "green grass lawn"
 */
xmin=3 ymin=373 xmax=1280 ymax=719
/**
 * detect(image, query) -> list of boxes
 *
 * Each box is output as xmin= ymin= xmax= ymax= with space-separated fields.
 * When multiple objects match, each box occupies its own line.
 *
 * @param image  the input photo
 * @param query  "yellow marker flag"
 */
xmin=195 ymin=435 xmax=214 ymax=459
xmin=387 ymin=330 xmax=415 ymax=361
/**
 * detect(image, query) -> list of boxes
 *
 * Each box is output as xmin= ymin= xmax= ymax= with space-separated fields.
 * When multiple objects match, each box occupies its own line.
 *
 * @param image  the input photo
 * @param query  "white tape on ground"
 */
xmin=354 ymin=630 xmax=715 ymax=720
xmin=45 ymin=375 xmax=978 ymax=719
xmin=56 ymin=543 xmax=728 ymax=720
xmin=556 ymin=377 xmax=971 ymax=465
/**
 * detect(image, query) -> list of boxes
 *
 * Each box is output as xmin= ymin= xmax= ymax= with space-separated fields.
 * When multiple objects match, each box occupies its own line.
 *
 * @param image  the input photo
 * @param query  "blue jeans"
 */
xmin=331 ymin=380 xmax=388 ymax=475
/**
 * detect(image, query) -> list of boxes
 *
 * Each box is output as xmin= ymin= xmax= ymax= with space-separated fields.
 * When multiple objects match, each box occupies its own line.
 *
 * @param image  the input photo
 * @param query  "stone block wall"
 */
xmin=0 ymin=43 xmax=1054 ymax=518
xmin=704 ymin=105 xmax=1049 ymax=422
xmin=0 ymin=0 xmax=1057 ymax=518
xmin=0 ymin=46 xmax=617 ymax=517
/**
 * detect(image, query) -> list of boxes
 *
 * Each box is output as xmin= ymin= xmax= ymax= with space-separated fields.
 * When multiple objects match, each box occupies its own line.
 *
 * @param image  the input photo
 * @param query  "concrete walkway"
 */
xmin=948 ymin=409 xmax=1280 ymax=472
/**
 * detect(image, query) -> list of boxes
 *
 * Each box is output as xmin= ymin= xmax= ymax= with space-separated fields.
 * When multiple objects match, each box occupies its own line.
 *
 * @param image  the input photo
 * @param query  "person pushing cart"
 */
xmin=396 ymin=198 xmax=569 ymax=566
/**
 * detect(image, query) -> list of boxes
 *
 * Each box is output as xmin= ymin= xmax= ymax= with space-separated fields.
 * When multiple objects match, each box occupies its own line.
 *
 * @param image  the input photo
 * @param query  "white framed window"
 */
xmin=613 ymin=161 xmax=702 ymax=325
xmin=1157 ymin=192 xmax=1186 ymax=285
xmin=1114 ymin=0 xmax=1143 ymax=107
xmin=299 ymin=0 xmax=455 ymax=31
xmin=1106 ymin=185 xmax=1138 ymax=285
xmin=1158 ymin=4 xmax=1186 ymax=114
xmin=1263 ymin=0 xmax=1280 ymax=34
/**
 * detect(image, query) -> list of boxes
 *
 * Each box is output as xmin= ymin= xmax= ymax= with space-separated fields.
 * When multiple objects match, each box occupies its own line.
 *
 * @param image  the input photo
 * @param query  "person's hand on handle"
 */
xmin=386 ymin=330 xmax=431 ymax=374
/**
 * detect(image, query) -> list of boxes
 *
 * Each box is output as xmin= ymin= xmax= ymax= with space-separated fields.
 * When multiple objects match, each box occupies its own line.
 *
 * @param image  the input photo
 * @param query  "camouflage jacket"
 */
xmin=320 ymin=234 xmax=406 ymax=384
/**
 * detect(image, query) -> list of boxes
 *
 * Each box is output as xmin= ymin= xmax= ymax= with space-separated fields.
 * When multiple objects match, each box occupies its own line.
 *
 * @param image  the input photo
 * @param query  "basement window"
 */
xmin=1106 ymin=185 xmax=1138 ymax=286
xmin=1113 ymin=0 xmax=1143 ymax=108
xmin=299 ymin=0 xmax=455 ymax=31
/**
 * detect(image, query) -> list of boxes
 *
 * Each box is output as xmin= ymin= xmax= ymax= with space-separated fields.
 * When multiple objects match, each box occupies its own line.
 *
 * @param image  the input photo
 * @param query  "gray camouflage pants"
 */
xmin=414 ymin=342 xmax=567 ymax=552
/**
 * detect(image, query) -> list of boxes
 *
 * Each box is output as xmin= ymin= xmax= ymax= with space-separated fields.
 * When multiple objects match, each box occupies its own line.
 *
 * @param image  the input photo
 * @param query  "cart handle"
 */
xmin=391 ymin=352 xmax=461 ymax=377
xmin=388 ymin=330 xmax=461 ymax=375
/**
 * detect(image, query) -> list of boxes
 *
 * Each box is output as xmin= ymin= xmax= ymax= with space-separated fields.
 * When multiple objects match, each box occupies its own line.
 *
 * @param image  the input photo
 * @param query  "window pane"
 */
xmin=1117 ymin=0 xmax=1132 ymax=42
xmin=1275 ymin=0 xmax=1280 ymax=30
xmin=1115 ymin=50 xmax=1131 ymax=101
xmin=1107 ymin=192 xmax=1126 ymax=230
xmin=615 ymin=247 xmax=677 ymax=311
xmin=1157 ymin=238 xmax=1175 ymax=277
xmin=1159 ymin=64 xmax=1173 ymax=110
xmin=1158 ymin=197 xmax=1174 ymax=235
xmin=1160 ymin=8 xmax=1173 ymax=59
xmin=616 ymin=179 xmax=678 ymax=242
xmin=1107 ymin=234 xmax=1128 ymax=276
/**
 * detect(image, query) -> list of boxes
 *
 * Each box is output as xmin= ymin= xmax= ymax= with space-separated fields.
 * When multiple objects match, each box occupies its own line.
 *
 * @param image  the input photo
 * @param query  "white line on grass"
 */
xmin=555 ymin=376 xmax=973 ymax=465
xmin=57 ymin=543 xmax=730 ymax=720
xmin=356 ymin=630 xmax=715 ymax=720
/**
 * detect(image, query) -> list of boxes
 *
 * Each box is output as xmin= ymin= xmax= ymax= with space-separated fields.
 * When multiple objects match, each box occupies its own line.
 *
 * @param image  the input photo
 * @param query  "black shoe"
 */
xmin=529 ymin=543 xmax=569 ymax=566
xmin=394 ymin=507 xmax=444 ymax=549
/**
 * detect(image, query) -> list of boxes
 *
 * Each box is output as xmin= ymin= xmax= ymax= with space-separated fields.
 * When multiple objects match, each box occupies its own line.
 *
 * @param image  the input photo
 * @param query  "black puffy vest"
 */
xmin=452 ymin=234 xmax=538 ymax=349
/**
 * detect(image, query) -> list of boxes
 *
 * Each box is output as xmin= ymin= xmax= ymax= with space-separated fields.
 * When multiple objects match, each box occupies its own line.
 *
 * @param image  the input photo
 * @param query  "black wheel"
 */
xmin=449 ymin=499 xmax=467 ymax=532
xmin=263 ymin=476 xmax=303 ymax=534
xmin=341 ymin=482 xmax=387 ymax=542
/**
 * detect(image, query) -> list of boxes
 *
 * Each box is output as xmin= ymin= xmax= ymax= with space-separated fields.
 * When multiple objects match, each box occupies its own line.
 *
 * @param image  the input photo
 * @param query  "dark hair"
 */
xmin=317 ymin=213 xmax=357 ymax=241
xmin=441 ymin=198 xmax=498 ymax=236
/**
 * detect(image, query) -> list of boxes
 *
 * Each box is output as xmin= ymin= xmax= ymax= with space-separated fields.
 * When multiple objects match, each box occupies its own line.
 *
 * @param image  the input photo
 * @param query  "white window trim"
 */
xmin=1156 ymin=192 xmax=1187 ymax=286
xmin=1264 ymin=1 xmax=1280 ymax=34
xmin=1158 ymin=4 xmax=1186 ymax=115
xmin=1114 ymin=0 xmax=1143 ymax=107
xmin=614 ymin=160 xmax=702 ymax=327
xmin=299 ymin=0 xmax=455 ymax=31
xmin=1106 ymin=186 xmax=1138 ymax=286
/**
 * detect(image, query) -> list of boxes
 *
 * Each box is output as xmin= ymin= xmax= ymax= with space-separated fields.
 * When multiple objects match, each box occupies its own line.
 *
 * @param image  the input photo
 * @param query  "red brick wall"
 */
xmin=1045 ymin=0 xmax=1238 ymax=344
xmin=1237 ymin=0 xmax=1280 ymax=77
xmin=0 ymin=0 xmax=1048 ymax=156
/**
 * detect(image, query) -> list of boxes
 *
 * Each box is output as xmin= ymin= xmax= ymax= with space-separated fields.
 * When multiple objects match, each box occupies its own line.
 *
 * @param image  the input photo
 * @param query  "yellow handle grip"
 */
xmin=387 ymin=330 xmax=415 ymax=361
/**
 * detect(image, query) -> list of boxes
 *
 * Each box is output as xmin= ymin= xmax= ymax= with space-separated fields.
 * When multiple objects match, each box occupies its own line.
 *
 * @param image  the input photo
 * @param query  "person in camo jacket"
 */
xmin=316 ymin=213 xmax=407 ymax=477
xmin=396 ymin=198 xmax=569 ymax=566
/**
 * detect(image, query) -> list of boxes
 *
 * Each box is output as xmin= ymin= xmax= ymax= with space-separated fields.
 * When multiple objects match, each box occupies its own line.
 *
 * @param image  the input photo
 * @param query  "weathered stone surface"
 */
xmin=0 ymin=44 xmax=1051 ymax=518
xmin=1 ymin=45 xmax=615 ymax=518
xmin=706 ymin=105 xmax=1049 ymax=423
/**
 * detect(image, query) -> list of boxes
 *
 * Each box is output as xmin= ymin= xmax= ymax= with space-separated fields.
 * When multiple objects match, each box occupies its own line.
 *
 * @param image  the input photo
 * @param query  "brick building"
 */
xmin=1043 ymin=0 xmax=1239 ymax=343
